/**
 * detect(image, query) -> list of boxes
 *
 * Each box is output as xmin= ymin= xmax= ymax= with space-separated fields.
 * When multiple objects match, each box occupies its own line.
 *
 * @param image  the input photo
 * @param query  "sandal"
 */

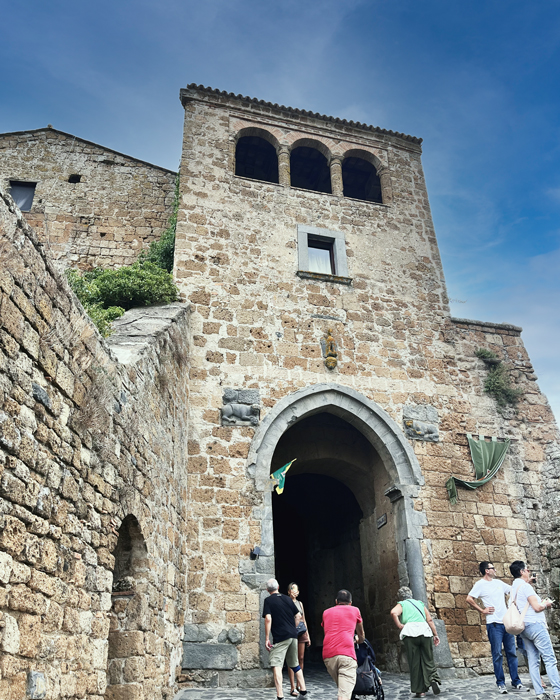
xmin=290 ymin=692 xmax=299 ymax=697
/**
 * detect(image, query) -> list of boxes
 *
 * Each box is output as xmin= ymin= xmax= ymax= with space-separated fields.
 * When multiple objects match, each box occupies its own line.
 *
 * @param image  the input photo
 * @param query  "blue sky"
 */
xmin=2 ymin=0 xmax=559 ymax=420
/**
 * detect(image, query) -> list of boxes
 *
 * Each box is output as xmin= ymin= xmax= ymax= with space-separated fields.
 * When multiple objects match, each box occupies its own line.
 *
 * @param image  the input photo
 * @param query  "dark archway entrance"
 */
xmin=269 ymin=412 xmax=399 ymax=665
xmin=249 ymin=384 xmax=453 ymax=674
xmin=273 ymin=473 xmax=364 ymax=658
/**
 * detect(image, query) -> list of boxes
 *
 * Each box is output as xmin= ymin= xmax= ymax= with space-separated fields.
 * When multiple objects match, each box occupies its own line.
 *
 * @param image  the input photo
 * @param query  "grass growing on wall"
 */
xmin=475 ymin=348 xmax=523 ymax=409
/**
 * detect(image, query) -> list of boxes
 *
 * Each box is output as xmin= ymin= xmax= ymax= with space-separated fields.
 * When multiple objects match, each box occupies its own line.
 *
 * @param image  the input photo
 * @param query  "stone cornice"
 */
xmin=180 ymin=84 xmax=423 ymax=148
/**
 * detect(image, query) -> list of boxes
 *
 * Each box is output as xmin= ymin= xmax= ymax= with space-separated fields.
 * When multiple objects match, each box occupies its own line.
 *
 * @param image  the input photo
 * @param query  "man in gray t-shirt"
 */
xmin=466 ymin=561 xmax=524 ymax=693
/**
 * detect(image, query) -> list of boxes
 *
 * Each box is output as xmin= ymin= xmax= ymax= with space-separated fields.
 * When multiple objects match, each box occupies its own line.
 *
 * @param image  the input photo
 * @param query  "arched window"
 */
xmin=290 ymin=147 xmax=332 ymax=194
xmin=342 ymin=157 xmax=382 ymax=203
xmin=112 ymin=515 xmax=149 ymax=589
xmin=235 ymin=136 xmax=279 ymax=184
xmin=107 ymin=515 xmax=150 ymax=696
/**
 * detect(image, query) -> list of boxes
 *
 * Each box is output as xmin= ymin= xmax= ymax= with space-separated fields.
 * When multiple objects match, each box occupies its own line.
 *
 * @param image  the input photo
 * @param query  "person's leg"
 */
xmin=286 ymin=638 xmax=306 ymax=693
xmin=288 ymin=667 xmax=296 ymax=694
xmin=298 ymin=640 xmax=305 ymax=669
xmin=403 ymin=636 xmax=423 ymax=694
xmin=487 ymin=623 xmax=507 ymax=687
xmin=336 ymin=656 xmax=358 ymax=700
xmin=529 ymin=623 xmax=560 ymax=695
xmin=272 ymin=666 xmax=284 ymax=698
xmin=520 ymin=628 xmax=544 ymax=696
xmin=501 ymin=628 xmax=521 ymax=687
xmin=418 ymin=635 xmax=441 ymax=690
xmin=269 ymin=639 xmax=291 ymax=699
xmin=324 ymin=656 xmax=339 ymax=686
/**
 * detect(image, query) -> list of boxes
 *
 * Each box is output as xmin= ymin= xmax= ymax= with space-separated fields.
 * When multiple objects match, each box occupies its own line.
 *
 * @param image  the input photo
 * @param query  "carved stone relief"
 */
xmin=320 ymin=328 xmax=338 ymax=370
xmin=403 ymin=405 xmax=439 ymax=442
xmin=221 ymin=388 xmax=261 ymax=426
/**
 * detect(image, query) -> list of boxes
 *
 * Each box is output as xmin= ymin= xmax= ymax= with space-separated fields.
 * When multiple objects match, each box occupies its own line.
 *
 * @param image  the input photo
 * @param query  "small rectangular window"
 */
xmin=296 ymin=224 xmax=351 ymax=284
xmin=9 ymin=181 xmax=36 ymax=211
xmin=308 ymin=236 xmax=335 ymax=275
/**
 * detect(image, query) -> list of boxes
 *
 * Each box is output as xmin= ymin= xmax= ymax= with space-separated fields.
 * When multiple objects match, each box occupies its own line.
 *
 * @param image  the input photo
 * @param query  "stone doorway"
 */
xmin=270 ymin=412 xmax=397 ymax=664
xmin=247 ymin=384 xmax=454 ymax=673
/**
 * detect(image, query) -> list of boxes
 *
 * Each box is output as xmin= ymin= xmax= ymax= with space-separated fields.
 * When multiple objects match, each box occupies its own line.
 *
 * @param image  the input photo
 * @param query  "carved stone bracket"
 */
xmin=221 ymin=388 xmax=261 ymax=426
xmin=403 ymin=405 xmax=439 ymax=442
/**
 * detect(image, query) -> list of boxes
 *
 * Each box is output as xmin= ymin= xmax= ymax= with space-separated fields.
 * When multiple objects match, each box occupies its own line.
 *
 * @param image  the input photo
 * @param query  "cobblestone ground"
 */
xmin=176 ymin=664 xmax=538 ymax=700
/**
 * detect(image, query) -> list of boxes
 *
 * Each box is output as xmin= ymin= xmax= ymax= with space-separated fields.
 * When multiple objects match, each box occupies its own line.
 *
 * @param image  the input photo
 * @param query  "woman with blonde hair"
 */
xmin=287 ymin=582 xmax=311 ymax=697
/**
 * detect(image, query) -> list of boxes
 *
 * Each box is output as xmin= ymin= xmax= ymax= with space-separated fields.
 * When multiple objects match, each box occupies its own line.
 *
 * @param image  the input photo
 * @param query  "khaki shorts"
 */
xmin=324 ymin=655 xmax=358 ymax=700
xmin=269 ymin=637 xmax=299 ymax=668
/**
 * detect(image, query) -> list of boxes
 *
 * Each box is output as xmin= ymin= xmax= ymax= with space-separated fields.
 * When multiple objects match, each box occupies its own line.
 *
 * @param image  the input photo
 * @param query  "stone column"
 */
xmin=378 ymin=166 xmax=392 ymax=204
xmin=277 ymin=145 xmax=290 ymax=186
xmin=330 ymin=156 xmax=344 ymax=196
xmin=229 ymin=139 xmax=236 ymax=174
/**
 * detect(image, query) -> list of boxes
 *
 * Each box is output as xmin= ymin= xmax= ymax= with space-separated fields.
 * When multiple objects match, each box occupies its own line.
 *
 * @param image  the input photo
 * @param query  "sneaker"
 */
xmin=431 ymin=680 xmax=441 ymax=695
xmin=498 ymin=687 xmax=508 ymax=694
xmin=512 ymin=685 xmax=529 ymax=692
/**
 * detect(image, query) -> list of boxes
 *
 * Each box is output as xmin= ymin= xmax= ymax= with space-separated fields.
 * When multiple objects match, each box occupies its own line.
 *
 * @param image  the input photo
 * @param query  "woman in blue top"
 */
xmin=390 ymin=586 xmax=441 ymax=698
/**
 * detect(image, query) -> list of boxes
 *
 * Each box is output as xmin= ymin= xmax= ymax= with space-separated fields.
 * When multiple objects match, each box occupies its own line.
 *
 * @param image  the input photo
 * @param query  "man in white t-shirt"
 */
xmin=467 ymin=561 xmax=526 ymax=693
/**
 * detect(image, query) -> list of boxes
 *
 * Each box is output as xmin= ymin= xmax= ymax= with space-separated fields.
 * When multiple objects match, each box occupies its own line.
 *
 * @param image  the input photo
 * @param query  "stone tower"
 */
xmin=175 ymin=85 xmax=559 ymax=685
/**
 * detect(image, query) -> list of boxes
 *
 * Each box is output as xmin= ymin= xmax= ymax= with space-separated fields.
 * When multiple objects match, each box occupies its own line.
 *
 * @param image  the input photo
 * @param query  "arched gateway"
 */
xmin=246 ymin=384 xmax=453 ymax=671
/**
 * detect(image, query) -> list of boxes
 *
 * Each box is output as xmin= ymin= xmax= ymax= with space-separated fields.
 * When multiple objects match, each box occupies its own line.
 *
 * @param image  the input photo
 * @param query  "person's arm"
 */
xmin=355 ymin=620 xmax=365 ymax=644
xmin=264 ymin=614 xmax=273 ymax=651
xmin=466 ymin=595 xmax=494 ymax=616
xmin=527 ymin=595 xmax=552 ymax=613
xmin=300 ymin=602 xmax=311 ymax=647
xmin=425 ymin=607 xmax=440 ymax=647
xmin=390 ymin=603 xmax=404 ymax=631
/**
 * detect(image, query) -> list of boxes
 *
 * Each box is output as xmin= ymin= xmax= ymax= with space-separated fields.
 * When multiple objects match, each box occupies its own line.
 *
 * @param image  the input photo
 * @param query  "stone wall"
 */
xmin=0 ymin=128 xmax=176 ymax=271
xmin=174 ymin=86 xmax=560 ymax=681
xmin=0 ymin=189 xmax=189 ymax=700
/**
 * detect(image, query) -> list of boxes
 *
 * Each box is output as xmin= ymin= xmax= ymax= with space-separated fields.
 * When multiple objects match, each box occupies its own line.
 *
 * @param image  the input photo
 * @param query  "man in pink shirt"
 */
xmin=322 ymin=589 xmax=366 ymax=700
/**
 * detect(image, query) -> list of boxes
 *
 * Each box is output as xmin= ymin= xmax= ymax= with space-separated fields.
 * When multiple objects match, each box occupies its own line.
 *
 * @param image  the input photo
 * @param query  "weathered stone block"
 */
xmin=105 ymin=683 xmax=144 ymax=700
xmin=182 ymin=642 xmax=238 ymax=670
xmin=1 ymin=613 xmax=20 ymax=653
xmin=108 ymin=631 xmax=144 ymax=658
xmin=27 ymin=671 xmax=47 ymax=699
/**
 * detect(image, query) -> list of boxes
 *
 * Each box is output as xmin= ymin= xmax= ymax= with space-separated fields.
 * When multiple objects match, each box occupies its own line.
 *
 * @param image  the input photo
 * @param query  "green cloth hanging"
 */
xmin=446 ymin=435 xmax=510 ymax=504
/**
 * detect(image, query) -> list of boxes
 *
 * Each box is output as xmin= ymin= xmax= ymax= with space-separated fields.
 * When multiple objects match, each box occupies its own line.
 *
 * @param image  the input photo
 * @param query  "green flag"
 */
xmin=270 ymin=459 xmax=296 ymax=495
xmin=446 ymin=435 xmax=510 ymax=504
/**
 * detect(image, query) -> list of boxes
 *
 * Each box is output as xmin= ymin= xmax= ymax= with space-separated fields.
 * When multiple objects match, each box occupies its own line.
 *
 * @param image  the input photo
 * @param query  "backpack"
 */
xmin=503 ymin=585 xmax=530 ymax=635
xmin=354 ymin=654 xmax=375 ymax=695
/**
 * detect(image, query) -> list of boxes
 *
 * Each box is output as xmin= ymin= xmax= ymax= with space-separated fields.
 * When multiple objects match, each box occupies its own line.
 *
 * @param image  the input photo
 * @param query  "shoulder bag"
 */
xmin=503 ymin=586 xmax=530 ymax=635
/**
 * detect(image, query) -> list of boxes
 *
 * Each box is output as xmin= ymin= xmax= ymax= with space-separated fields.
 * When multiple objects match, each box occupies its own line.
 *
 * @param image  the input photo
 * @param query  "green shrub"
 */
xmin=66 ymin=262 xmax=178 ymax=337
xmin=85 ymin=303 xmax=126 ymax=338
xmin=88 ymin=262 xmax=178 ymax=309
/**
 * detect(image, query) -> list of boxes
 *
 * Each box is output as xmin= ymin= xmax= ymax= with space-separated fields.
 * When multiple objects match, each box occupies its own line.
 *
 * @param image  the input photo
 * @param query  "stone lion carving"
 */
xmin=403 ymin=419 xmax=439 ymax=442
xmin=222 ymin=403 xmax=260 ymax=426
xmin=221 ymin=388 xmax=261 ymax=426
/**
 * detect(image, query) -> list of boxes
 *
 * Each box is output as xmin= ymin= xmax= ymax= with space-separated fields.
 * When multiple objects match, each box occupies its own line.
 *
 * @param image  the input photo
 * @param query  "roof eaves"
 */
xmin=181 ymin=83 xmax=423 ymax=146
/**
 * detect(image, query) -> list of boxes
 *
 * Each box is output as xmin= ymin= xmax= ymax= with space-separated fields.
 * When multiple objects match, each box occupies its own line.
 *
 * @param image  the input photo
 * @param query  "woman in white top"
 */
xmin=509 ymin=560 xmax=560 ymax=699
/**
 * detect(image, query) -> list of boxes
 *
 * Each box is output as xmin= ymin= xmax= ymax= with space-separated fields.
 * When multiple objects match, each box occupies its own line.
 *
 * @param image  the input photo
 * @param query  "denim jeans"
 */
xmin=486 ymin=622 xmax=521 ymax=687
xmin=521 ymin=622 xmax=560 ymax=696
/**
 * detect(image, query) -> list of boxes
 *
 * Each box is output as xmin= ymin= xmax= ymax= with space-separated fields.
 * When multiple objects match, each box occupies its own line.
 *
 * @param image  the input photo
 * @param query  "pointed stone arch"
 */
xmin=245 ymin=383 xmax=454 ymax=673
